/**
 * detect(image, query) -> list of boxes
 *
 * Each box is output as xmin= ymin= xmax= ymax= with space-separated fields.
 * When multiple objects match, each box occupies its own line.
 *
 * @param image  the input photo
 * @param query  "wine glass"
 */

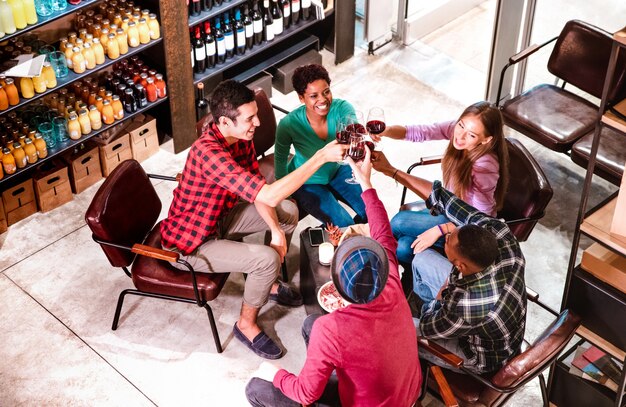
xmin=345 ymin=131 xmax=366 ymax=184
xmin=335 ymin=119 xmax=351 ymax=165
xmin=366 ymin=107 xmax=386 ymax=145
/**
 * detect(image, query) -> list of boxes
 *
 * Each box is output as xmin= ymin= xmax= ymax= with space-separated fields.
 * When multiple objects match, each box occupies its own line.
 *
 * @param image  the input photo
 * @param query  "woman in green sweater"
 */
xmin=274 ymin=64 xmax=367 ymax=227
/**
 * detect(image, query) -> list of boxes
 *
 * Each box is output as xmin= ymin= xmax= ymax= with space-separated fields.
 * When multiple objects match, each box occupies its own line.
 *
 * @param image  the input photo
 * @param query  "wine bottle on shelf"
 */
xmin=222 ymin=12 xmax=235 ymax=59
xmin=271 ymin=0 xmax=283 ymax=37
xmin=234 ymin=9 xmax=246 ymax=55
xmin=262 ymin=0 xmax=274 ymax=42
xmin=203 ymin=21 xmax=217 ymax=68
xmin=301 ymin=0 xmax=311 ymax=20
xmin=193 ymin=25 xmax=207 ymax=73
xmin=251 ymin=0 xmax=263 ymax=46
xmin=242 ymin=4 xmax=254 ymax=50
xmin=190 ymin=0 xmax=201 ymax=16
xmin=202 ymin=0 xmax=212 ymax=12
xmin=214 ymin=17 xmax=227 ymax=64
xmin=189 ymin=28 xmax=196 ymax=69
xmin=291 ymin=0 xmax=300 ymax=24
xmin=195 ymin=82 xmax=209 ymax=121
xmin=281 ymin=0 xmax=290 ymax=30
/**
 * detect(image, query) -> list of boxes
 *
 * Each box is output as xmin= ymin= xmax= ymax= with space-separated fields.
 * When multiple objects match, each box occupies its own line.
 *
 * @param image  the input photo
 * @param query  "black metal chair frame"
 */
xmin=418 ymin=287 xmax=579 ymax=407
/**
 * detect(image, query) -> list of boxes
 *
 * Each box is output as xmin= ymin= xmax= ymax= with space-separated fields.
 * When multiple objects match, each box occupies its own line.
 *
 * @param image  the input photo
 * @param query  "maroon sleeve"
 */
xmin=361 ymin=189 xmax=398 ymax=271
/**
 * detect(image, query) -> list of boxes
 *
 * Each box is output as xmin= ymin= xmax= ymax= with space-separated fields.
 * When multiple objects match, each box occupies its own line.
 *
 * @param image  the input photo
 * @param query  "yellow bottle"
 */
xmin=2 ymin=147 xmax=16 ymax=174
xmin=111 ymin=94 xmax=124 ymax=120
xmin=116 ymin=28 xmax=128 ymax=55
xmin=148 ymin=13 xmax=160 ymax=40
xmin=92 ymin=38 xmax=105 ymax=64
xmin=71 ymin=47 xmax=86 ymax=73
xmin=88 ymin=105 xmax=102 ymax=130
xmin=22 ymin=0 xmax=36 ymax=25
xmin=34 ymin=133 xmax=47 ymax=158
xmin=32 ymin=73 xmax=46 ymax=93
xmin=101 ymin=99 xmax=114 ymax=124
xmin=99 ymin=27 xmax=110 ymax=53
xmin=7 ymin=0 xmax=27 ymax=30
xmin=42 ymin=61 xmax=57 ymax=88
xmin=64 ymin=44 xmax=74 ymax=70
xmin=82 ymin=42 xmax=96 ymax=69
xmin=19 ymin=77 xmax=35 ymax=98
xmin=127 ymin=21 xmax=139 ymax=47
xmin=67 ymin=113 xmax=81 ymax=140
xmin=137 ymin=17 xmax=150 ymax=44
xmin=106 ymin=32 xmax=120 ymax=59
xmin=12 ymin=142 xmax=27 ymax=168
xmin=23 ymin=137 xmax=37 ymax=164
xmin=78 ymin=108 xmax=91 ymax=134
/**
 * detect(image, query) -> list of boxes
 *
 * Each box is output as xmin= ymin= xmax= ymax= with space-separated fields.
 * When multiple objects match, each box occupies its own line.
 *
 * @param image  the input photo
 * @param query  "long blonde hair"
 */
xmin=441 ymin=102 xmax=509 ymax=211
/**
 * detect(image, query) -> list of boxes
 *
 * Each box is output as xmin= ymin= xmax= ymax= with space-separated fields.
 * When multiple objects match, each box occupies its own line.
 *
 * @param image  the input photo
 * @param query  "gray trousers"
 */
xmin=173 ymin=199 xmax=298 ymax=308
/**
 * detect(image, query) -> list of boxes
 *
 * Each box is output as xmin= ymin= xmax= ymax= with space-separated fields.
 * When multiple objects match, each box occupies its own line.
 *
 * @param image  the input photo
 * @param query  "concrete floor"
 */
xmin=0 ymin=2 xmax=622 ymax=406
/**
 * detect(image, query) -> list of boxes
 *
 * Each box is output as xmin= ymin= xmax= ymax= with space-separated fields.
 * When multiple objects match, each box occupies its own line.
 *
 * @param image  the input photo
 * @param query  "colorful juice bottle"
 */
xmin=4 ymin=78 xmax=19 ymax=105
xmin=7 ymin=0 xmax=27 ymax=29
xmin=34 ymin=133 xmax=47 ymax=158
xmin=42 ymin=61 xmax=57 ymax=88
xmin=23 ymin=137 xmax=37 ymax=164
xmin=19 ymin=77 xmax=35 ymax=98
xmin=2 ymin=147 xmax=16 ymax=174
xmin=88 ymin=105 xmax=102 ymax=130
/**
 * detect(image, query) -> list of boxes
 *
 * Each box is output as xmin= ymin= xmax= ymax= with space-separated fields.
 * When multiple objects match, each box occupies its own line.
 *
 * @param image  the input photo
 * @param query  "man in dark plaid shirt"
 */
xmin=414 ymin=180 xmax=527 ymax=373
xmin=161 ymin=80 xmax=346 ymax=360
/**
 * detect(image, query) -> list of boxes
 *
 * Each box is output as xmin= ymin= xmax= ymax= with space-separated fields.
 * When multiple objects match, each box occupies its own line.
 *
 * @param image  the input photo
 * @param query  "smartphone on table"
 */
xmin=308 ymin=227 xmax=326 ymax=246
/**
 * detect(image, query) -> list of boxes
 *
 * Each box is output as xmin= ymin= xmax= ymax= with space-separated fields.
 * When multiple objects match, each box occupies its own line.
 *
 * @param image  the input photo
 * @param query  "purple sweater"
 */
xmin=273 ymin=189 xmax=421 ymax=407
xmin=406 ymin=121 xmax=499 ymax=216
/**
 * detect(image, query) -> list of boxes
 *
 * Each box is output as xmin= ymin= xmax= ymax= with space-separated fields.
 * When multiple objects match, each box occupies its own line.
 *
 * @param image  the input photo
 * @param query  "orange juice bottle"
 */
xmin=95 ymin=95 xmax=104 ymax=112
xmin=111 ymin=94 xmax=124 ymax=120
xmin=4 ymin=78 xmax=19 ymax=105
xmin=127 ymin=21 xmax=139 ymax=47
xmin=34 ymin=133 xmax=47 ymax=158
xmin=32 ymin=73 xmax=47 ymax=93
xmin=23 ymin=137 xmax=37 ymax=164
xmin=78 ymin=108 xmax=91 ymax=134
xmin=82 ymin=42 xmax=96 ymax=69
xmin=2 ymin=147 xmax=16 ymax=174
xmin=71 ymin=47 xmax=86 ymax=73
xmin=0 ymin=85 xmax=8 ymax=110
xmin=107 ymin=32 xmax=120 ymax=59
xmin=42 ymin=61 xmax=57 ymax=88
xmin=19 ymin=77 xmax=35 ymax=98
xmin=101 ymin=99 xmax=115 ymax=124
xmin=88 ymin=105 xmax=102 ymax=130
xmin=12 ymin=142 xmax=27 ymax=169
xmin=116 ymin=28 xmax=128 ymax=55
xmin=148 ymin=13 xmax=160 ymax=40
xmin=92 ymin=38 xmax=105 ymax=64
xmin=137 ymin=17 xmax=150 ymax=44
xmin=67 ymin=112 xmax=81 ymax=140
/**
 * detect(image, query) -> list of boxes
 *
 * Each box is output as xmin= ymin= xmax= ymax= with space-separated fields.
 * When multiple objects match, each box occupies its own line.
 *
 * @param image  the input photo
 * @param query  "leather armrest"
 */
xmin=131 ymin=244 xmax=179 ymax=262
xmin=508 ymin=36 xmax=557 ymax=64
xmin=418 ymin=337 xmax=464 ymax=368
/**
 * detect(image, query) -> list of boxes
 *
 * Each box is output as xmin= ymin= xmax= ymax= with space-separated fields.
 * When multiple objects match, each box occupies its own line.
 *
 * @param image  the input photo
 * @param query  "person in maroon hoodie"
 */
xmin=245 ymin=147 xmax=422 ymax=407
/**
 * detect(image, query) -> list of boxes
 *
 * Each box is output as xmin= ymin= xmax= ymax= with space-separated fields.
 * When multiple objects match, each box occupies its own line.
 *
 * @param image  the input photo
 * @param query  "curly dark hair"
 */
xmin=456 ymin=225 xmax=499 ymax=269
xmin=292 ymin=64 xmax=331 ymax=95
xmin=208 ymin=79 xmax=255 ymax=123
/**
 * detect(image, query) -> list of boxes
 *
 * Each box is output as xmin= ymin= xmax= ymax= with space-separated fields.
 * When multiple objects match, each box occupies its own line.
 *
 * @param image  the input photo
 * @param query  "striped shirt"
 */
xmin=419 ymin=181 xmax=527 ymax=373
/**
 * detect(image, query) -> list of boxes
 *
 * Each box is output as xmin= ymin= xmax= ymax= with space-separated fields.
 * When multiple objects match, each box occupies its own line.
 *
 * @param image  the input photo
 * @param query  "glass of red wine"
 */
xmin=366 ymin=107 xmax=386 ymax=148
xmin=345 ymin=131 xmax=366 ymax=184
xmin=335 ymin=119 xmax=352 ymax=165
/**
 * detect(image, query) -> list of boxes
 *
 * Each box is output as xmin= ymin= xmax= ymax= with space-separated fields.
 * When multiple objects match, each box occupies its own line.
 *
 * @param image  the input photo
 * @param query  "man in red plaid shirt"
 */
xmin=161 ymin=80 xmax=346 ymax=359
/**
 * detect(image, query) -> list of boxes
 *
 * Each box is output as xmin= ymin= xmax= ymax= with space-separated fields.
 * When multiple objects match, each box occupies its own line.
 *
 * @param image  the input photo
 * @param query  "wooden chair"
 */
xmin=495 ymin=20 xmax=626 ymax=153
xmin=419 ymin=288 xmax=581 ymax=407
xmin=85 ymin=160 xmax=229 ymax=352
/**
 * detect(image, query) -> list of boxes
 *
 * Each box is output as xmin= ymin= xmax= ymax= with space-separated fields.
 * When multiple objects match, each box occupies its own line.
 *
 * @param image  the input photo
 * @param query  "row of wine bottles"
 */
xmin=190 ymin=0 xmax=313 ymax=74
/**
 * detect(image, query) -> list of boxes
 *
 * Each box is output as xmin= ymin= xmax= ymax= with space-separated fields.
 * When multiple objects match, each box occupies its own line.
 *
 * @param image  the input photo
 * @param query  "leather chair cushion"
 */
xmin=85 ymin=160 xmax=161 ymax=268
xmin=253 ymin=88 xmax=278 ymax=156
xmin=501 ymin=84 xmax=598 ymax=152
xmin=132 ymin=222 xmax=229 ymax=301
xmin=571 ymin=126 xmax=626 ymax=186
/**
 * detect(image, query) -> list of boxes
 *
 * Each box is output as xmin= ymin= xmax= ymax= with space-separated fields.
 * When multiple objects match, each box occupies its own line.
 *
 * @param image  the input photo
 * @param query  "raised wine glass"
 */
xmin=345 ymin=131 xmax=366 ymax=184
xmin=335 ymin=119 xmax=351 ymax=165
xmin=366 ymin=107 xmax=386 ymax=147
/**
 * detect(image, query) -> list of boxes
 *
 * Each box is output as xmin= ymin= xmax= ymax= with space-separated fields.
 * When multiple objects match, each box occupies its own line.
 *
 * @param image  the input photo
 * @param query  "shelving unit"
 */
xmin=548 ymin=25 xmax=626 ymax=407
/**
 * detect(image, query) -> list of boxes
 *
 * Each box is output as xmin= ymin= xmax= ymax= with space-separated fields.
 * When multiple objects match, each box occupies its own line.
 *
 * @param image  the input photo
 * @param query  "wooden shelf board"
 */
xmin=581 ymin=243 xmax=626 ymax=293
xmin=615 ymin=26 xmax=626 ymax=46
xmin=602 ymin=98 xmax=626 ymax=133
xmin=581 ymin=198 xmax=626 ymax=257
xmin=577 ymin=325 xmax=626 ymax=361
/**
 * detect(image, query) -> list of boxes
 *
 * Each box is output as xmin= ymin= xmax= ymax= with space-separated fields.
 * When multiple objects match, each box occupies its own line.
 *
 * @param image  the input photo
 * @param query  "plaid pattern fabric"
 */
xmin=420 ymin=181 xmax=527 ymax=373
xmin=339 ymin=249 xmax=384 ymax=304
xmin=161 ymin=122 xmax=266 ymax=254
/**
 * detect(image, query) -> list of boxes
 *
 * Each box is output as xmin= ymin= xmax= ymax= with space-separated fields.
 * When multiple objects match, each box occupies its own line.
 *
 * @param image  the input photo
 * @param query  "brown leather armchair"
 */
xmin=399 ymin=138 xmax=553 ymax=243
xmin=496 ymin=20 xmax=626 ymax=153
xmin=85 ymin=159 xmax=229 ymax=352
xmin=418 ymin=288 xmax=582 ymax=407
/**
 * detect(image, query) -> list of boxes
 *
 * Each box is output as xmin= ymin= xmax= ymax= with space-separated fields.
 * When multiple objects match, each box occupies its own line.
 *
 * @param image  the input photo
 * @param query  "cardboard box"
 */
xmin=272 ymin=49 xmax=322 ymax=94
xmin=127 ymin=116 xmax=159 ymax=162
xmin=0 ymin=198 xmax=7 ymax=234
xmin=33 ymin=163 xmax=73 ymax=213
xmin=99 ymin=133 xmax=133 ymax=176
xmin=64 ymin=142 xmax=103 ymax=194
xmin=581 ymin=243 xmax=626 ymax=293
xmin=1 ymin=179 xmax=37 ymax=225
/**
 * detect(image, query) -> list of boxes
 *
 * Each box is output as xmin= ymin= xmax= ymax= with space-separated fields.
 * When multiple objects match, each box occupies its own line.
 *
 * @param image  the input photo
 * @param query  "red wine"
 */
xmin=337 ymin=130 xmax=350 ymax=144
xmin=364 ymin=141 xmax=375 ymax=152
xmin=346 ymin=123 xmax=365 ymax=134
xmin=366 ymin=120 xmax=386 ymax=135
xmin=348 ymin=145 xmax=365 ymax=161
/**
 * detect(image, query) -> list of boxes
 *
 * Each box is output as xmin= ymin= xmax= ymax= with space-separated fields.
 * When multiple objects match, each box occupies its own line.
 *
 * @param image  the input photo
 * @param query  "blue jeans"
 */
xmin=390 ymin=209 xmax=448 ymax=268
xmin=246 ymin=314 xmax=341 ymax=407
xmin=411 ymin=248 xmax=452 ymax=303
xmin=292 ymin=165 xmax=367 ymax=228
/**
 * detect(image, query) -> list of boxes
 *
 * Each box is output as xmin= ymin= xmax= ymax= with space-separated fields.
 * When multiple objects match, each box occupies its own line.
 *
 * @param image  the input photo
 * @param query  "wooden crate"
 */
xmin=99 ymin=133 xmax=133 ymax=177
xmin=34 ymin=163 xmax=73 ymax=213
xmin=1 ymin=179 xmax=37 ymax=225
xmin=128 ymin=116 xmax=159 ymax=162
xmin=64 ymin=142 xmax=103 ymax=194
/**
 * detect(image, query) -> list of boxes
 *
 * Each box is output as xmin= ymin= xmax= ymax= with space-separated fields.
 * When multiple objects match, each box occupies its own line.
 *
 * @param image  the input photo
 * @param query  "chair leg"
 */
xmin=538 ymin=372 xmax=548 ymax=407
xmin=112 ymin=289 xmax=133 ymax=330
xmin=204 ymin=303 xmax=223 ymax=353
xmin=281 ymin=261 xmax=288 ymax=282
